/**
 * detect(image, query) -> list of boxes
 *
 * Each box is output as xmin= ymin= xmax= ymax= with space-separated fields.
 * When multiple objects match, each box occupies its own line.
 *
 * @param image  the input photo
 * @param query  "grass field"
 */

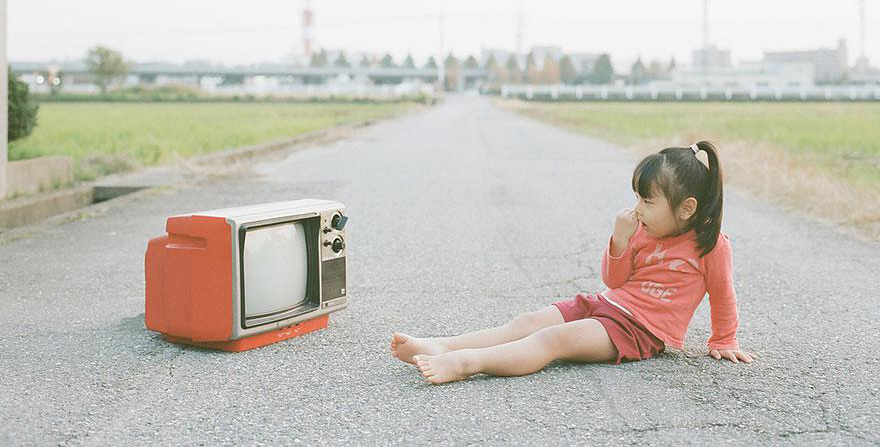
xmin=497 ymin=100 xmax=880 ymax=239
xmin=9 ymin=101 xmax=418 ymax=180
xmin=499 ymin=101 xmax=880 ymax=187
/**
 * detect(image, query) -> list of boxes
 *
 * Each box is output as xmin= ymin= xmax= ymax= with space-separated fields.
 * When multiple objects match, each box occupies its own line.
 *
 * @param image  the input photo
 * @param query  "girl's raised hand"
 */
xmin=709 ymin=348 xmax=757 ymax=364
xmin=613 ymin=208 xmax=640 ymax=244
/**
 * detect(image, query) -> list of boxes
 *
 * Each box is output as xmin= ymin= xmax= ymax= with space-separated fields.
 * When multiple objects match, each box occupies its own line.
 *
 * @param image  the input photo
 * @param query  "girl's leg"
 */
xmin=390 ymin=306 xmax=565 ymax=364
xmin=414 ymin=318 xmax=617 ymax=384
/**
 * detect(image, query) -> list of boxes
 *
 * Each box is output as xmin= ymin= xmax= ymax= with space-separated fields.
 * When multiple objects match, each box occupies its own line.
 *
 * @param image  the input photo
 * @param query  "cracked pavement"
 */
xmin=1 ymin=95 xmax=878 ymax=445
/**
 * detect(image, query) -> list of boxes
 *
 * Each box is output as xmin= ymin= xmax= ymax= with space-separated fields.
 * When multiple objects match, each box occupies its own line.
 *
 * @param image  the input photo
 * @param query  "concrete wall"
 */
xmin=1 ymin=0 xmax=8 ymax=199
xmin=6 ymin=156 xmax=74 ymax=197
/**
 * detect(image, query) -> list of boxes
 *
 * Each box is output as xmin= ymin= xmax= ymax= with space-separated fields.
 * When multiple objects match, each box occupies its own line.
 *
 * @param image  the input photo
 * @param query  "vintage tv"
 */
xmin=145 ymin=199 xmax=348 ymax=351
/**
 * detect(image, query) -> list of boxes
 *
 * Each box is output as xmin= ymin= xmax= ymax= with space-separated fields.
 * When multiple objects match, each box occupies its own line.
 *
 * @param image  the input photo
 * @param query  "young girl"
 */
xmin=391 ymin=141 xmax=756 ymax=384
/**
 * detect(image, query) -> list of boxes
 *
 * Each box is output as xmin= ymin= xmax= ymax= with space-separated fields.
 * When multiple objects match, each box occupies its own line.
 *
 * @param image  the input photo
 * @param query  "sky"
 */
xmin=7 ymin=0 xmax=879 ymax=71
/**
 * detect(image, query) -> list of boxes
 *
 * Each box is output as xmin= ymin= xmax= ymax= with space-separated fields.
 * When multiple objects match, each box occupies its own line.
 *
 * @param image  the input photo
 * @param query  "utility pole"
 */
xmin=701 ymin=0 xmax=709 ymax=73
xmin=516 ymin=1 xmax=524 ymax=57
xmin=438 ymin=5 xmax=445 ymax=90
xmin=1 ymin=0 xmax=7 ymax=199
xmin=302 ymin=0 xmax=314 ymax=61
xmin=859 ymin=0 xmax=867 ymax=64
xmin=702 ymin=0 xmax=709 ymax=50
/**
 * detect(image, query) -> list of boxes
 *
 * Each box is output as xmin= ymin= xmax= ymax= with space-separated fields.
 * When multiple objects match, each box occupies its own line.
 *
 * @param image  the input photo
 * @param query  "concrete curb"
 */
xmin=0 ymin=184 xmax=93 ymax=230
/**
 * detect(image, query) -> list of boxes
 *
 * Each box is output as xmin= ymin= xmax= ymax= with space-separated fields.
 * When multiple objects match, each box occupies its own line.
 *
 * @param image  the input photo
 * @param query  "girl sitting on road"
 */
xmin=391 ymin=140 xmax=756 ymax=384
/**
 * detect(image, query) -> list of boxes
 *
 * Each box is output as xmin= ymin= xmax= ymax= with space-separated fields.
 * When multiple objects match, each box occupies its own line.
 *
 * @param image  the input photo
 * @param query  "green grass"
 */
xmin=504 ymin=101 xmax=880 ymax=188
xmin=10 ymin=101 xmax=417 ymax=180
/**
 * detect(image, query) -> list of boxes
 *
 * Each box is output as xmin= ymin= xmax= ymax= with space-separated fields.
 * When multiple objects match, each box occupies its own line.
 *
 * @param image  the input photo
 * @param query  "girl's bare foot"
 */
xmin=390 ymin=333 xmax=449 ymax=365
xmin=413 ymin=352 xmax=474 ymax=384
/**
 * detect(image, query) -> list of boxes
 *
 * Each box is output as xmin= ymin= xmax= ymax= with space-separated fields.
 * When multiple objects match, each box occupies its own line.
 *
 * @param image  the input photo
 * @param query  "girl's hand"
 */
xmin=612 ymin=208 xmax=639 ymax=245
xmin=709 ymin=349 xmax=757 ymax=364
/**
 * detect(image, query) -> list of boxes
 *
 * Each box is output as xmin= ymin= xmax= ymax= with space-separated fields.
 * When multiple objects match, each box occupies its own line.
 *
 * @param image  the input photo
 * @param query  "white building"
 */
xmin=692 ymin=45 xmax=732 ymax=71
xmin=567 ymin=53 xmax=601 ymax=76
xmin=764 ymin=39 xmax=848 ymax=83
xmin=659 ymin=61 xmax=815 ymax=90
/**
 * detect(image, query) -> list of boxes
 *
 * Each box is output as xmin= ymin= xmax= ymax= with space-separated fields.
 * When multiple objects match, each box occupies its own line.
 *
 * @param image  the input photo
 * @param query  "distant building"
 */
xmin=660 ymin=61 xmax=815 ymax=90
xmin=851 ymin=63 xmax=880 ymax=85
xmin=529 ymin=46 xmax=563 ymax=68
xmin=567 ymin=53 xmax=601 ymax=76
xmin=481 ymin=48 xmax=514 ymax=68
xmin=764 ymin=39 xmax=848 ymax=83
xmin=692 ymin=45 xmax=732 ymax=71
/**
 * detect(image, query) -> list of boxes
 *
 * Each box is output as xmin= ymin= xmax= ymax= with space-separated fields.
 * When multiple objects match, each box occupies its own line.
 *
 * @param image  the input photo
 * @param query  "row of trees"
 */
xmin=311 ymin=49 xmax=617 ymax=85
xmin=52 ymin=46 xmax=673 ymax=97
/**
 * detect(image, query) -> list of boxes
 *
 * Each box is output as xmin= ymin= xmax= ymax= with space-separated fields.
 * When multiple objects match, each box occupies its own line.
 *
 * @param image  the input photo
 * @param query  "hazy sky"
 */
xmin=8 ymin=0 xmax=879 ymax=70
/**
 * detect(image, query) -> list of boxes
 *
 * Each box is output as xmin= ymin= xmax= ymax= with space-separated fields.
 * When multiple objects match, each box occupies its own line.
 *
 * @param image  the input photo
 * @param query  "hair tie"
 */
xmin=689 ymin=143 xmax=700 ymax=154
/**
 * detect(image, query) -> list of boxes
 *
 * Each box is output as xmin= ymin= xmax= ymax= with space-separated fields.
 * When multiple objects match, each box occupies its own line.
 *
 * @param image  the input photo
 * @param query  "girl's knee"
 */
xmin=534 ymin=319 xmax=617 ymax=362
xmin=510 ymin=306 xmax=563 ymax=331
xmin=530 ymin=324 xmax=569 ymax=357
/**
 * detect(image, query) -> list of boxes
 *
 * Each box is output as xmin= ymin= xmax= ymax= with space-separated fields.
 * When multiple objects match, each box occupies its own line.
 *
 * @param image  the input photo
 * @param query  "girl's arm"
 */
xmin=704 ymin=234 xmax=755 ymax=363
xmin=601 ymin=236 xmax=635 ymax=289
xmin=601 ymin=211 xmax=640 ymax=289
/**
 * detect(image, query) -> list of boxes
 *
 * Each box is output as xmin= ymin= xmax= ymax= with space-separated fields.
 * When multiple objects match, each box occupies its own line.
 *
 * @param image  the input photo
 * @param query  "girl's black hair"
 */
xmin=631 ymin=140 xmax=723 ymax=257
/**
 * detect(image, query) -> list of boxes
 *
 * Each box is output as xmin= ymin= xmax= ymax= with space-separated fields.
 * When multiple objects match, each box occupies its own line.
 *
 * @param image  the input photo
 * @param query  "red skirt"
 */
xmin=553 ymin=293 xmax=665 ymax=364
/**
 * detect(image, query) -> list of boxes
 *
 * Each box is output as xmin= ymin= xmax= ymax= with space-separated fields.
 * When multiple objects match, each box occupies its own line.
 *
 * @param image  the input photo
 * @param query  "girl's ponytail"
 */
xmin=693 ymin=140 xmax=723 ymax=256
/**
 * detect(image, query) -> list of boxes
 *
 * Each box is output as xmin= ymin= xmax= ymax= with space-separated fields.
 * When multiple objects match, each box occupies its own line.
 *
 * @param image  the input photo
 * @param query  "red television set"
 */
xmin=145 ymin=199 xmax=348 ymax=351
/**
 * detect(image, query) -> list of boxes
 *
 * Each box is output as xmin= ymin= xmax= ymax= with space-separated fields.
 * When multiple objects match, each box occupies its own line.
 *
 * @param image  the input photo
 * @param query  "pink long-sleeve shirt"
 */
xmin=600 ymin=223 xmax=740 ymax=351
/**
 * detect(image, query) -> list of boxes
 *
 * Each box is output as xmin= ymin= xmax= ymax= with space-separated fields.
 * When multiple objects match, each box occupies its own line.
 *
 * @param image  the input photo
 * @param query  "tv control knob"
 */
xmin=331 ymin=214 xmax=348 ymax=231
xmin=331 ymin=237 xmax=345 ymax=253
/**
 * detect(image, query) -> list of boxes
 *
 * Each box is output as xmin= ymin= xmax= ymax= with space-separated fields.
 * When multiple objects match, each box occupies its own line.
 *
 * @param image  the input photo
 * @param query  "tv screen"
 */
xmin=242 ymin=222 xmax=309 ymax=319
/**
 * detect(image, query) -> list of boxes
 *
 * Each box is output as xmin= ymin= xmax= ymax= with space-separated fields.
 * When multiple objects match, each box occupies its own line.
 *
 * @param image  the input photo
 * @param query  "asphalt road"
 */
xmin=1 ymin=95 xmax=878 ymax=446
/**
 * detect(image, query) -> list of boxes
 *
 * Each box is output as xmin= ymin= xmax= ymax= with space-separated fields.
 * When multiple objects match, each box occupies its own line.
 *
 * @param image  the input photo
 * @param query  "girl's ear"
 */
xmin=679 ymin=197 xmax=698 ymax=220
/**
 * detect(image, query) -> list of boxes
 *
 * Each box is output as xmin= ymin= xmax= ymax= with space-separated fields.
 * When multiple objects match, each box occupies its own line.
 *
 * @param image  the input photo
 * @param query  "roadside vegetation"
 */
xmin=496 ymin=99 xmax=880 ymax=240
xmin=9 ymin=101 xmax=419 ymax=181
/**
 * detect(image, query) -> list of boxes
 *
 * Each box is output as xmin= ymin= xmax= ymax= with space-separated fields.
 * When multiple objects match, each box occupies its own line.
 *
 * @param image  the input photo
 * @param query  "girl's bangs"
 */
xmin=631 ymin=154 xmax=664 ymax=198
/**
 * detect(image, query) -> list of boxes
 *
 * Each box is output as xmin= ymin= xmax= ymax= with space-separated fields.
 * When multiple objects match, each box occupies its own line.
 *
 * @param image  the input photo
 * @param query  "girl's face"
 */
xmin=634 ymin=191 xmax=689 ymax=239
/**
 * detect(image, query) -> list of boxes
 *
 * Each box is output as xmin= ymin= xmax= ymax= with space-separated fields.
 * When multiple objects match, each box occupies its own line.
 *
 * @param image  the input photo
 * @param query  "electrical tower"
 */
xmin=302 ymin=0 xmax=314 ymax=60
xmin=702 ymin=0 xmax=709 ymax=51
xmin=859 ymin=0 xmax=867 ymax=65
xmin=516 ymin=2 xmax=524 ymax=57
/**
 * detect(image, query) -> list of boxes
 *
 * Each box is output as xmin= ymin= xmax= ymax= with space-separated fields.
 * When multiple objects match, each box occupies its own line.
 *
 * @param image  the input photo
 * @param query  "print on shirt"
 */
xmin=641 ymin=281 xmax=676 ymax=302
xmin=645 ymin=244 xmax=668 ymax=265
xmin=668 ymin=259 xmax=685 ymax=271
xmin=669 ymin=258 xmax=699 ymax=272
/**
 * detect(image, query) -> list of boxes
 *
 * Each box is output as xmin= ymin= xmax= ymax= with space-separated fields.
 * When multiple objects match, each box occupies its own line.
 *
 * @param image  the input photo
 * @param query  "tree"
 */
xmin=85 ymin=46 xmax=129 ymax=94
xmin=559 ymin=55 xmax=577 ymax=84
xmin=591 ymin=53 xmax=614 ymax=84
xmin=403 ymin=54 xmax=416 ymax=68
xmin=424 ymin=56 xmax=438 ymax=69
xmin=484 ymin=54 xmax=498 ymax=70
xmin=380 ymin=53 xmax=396 ymax=68
xmin=310 ymin=49 xmax=329 ymax=67
xmin=647 ymin=60 xmax=666 ymax=79
xmin=541 ymin=56 xmax=561 ymax=84
xmin=444 ymin=53 xmax=460 ymax=91
xmin=525 ymin=52 xmax=539 ymax=84
xmin=463 ymin=55 xmax=479 ymax=69
xmin=668 ymin=56 xmax=677 ymax=72
xmin=484 ymin=55 xmax=504 ymax=84
xmin=505 ymin=54 xmax=521 ymax=83
xmin=334 ymin=51 xmax=351 ymax=67
xmin=8 ymin=68 xmax=39 ymax=142
xmin=629 ymin=56 xmax=648 ymax=84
